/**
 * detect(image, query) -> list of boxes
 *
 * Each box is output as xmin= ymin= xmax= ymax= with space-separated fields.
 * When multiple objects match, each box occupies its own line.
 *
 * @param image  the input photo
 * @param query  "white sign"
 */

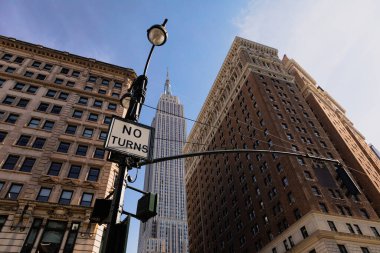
xmin=105 ymin=117 xmax=154 ymax=160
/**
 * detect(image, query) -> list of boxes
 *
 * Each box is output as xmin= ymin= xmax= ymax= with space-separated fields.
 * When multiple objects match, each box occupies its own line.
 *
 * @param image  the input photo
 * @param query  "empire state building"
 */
xmin=138 ymin=72 xmax=188 ymax=253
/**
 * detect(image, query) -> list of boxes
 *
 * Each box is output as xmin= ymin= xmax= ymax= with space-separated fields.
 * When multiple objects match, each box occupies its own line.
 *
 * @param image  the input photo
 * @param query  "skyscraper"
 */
xmin=138 ymin=72 xmax=188 ymax=253
xmin=184 ymin=37 xmax=380 ymax=253
xmin=0 ymin=35 xmax=135 ymax=252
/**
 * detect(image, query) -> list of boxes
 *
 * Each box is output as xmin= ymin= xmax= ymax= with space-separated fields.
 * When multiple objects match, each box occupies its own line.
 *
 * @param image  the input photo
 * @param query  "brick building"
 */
xmin=184 ymin=37 xmax=380 ymax=253
xmin=0 ymin=35 xmax=135 ymax=252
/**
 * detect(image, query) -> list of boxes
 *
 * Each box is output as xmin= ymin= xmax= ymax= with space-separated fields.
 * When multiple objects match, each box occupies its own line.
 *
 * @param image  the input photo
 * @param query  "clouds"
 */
xmin=234 ymin=0 xmax=380 ymax=148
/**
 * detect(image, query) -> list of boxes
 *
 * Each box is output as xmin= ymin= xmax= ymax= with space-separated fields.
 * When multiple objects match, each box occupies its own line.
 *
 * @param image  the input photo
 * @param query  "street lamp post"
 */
xmin=101 ymin=19 xmax=168 ymax=253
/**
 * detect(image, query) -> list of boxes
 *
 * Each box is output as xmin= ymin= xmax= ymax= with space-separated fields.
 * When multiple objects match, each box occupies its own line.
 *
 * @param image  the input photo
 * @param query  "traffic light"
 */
xmin=90 ymin=199 xmax=112 ymax=224
xmin=136 ymin=193 xmax=157 ymax=223
xmin=335 ymin=164 xmax=361 ymax=195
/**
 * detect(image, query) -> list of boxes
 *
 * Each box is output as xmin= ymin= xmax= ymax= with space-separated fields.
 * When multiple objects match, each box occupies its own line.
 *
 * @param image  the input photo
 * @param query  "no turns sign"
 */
xmin=104 ymin=117 xmax=154 ymax=160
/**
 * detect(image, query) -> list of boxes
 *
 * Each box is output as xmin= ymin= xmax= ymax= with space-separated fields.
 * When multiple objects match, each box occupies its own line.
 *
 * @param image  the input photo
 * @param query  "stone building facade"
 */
xmin=0 ymin=35 xmax=135 ymax=252
xmin=184 ymin=37 xmax=380 ymax=253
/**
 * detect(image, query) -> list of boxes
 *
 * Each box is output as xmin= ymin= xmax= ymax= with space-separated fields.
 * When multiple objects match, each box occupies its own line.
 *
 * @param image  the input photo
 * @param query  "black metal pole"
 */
xmin=102 ymin=158 xmax=129 ymax=253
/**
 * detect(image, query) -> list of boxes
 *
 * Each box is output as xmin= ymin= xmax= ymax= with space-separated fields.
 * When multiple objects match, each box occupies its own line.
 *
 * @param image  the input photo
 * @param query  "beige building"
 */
xmin=283 ymin=56 xmax=380 ymax=216
xmin=184 ymin=37 xmax=380 ymax=253
xmin=0 ymin=36 xmax=135 ymax=253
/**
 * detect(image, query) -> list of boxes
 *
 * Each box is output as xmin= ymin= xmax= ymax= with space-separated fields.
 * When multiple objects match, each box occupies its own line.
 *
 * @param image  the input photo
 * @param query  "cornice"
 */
xmin=0 ymin=35 xmax=137 ymax=79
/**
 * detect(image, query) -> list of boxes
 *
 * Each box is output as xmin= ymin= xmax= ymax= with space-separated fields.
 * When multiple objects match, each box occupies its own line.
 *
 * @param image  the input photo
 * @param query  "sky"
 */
xmin=1 ymin=1 xmax=380 ymax=252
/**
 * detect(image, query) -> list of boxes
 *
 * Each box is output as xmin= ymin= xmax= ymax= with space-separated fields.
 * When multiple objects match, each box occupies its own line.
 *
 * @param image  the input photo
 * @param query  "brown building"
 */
xmin=0 ymin=36 xmax=135 ymax=252
xmin=184 ymin=37 xmax=380 ymax=253
xmin=283 ymin=56 xmax=380 ymax=216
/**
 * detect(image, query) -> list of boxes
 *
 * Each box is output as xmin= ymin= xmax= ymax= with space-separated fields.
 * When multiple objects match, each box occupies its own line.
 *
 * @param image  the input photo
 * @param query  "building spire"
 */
xmin=164 ymin=67 xmax=172 ymax=95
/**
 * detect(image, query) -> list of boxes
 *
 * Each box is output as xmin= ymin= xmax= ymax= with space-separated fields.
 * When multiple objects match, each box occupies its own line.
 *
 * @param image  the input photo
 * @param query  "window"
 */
xmin=88 ymin=76 xmax=97 ymax=82
xmin=38 ymin=220 xmax=67 ymax=252
xmin=61 ymin=67 xmax=69 ymax=74
xmin=0 ymin=182 xmax=3 ymax=191
xmin=26 ymin=85 xmax=38 ymax=94
xmin=36 ymin=187 xmax=52 ymax=202
xmin=88 ymin=113 xmax=99 ymax=122
xmin=0 ymin=78 xmax=5 ymax=87
xmin=98 ymin=89 xmax=106 ymax=95
xmin=42 ymin=120 xmax=55 ymax=131
xmin=282 ymin=177 xmax=288 ymax=187
xmin=32 ymin=137 xmax=46 ymax=149
xmin=304 ymin=170 xmax=313 ymax=180
xmin=17 ymin=98 xmax=29 ymax=107
xmin=32 ymin=61 xmax=41 ymax=67
xmin=346 ymin=223 xmax=354 ymax=233
xmin=50 ymin=105 xmax=62 ymax=114
xmin=14 ymin=56 xmax=24 ymax=63
xmin=72 ymin=110 xmax=83 ymax=119
xmin=58 ymin=92 xmax=69 ymax=100
xmin=114 ymin=82 xmax=122 ymax=88
xmin=36 ymin=74 xmax=46 ymax=80
xmin=78 ymin=96 xmax=88 ymax=105
xmin=48 ymin=162 xmax=62 ymax=176
xmin=108 ymin=103 xmax=117 ymax=111
xmin=37 ymin=102 xmax=49 ymax=112
xmin=93 ymin=100 xmax=103 ymax=108
xmin=93 ymin=148 xmax=105 ymax=159
xmin=287 ymin=192 xmax=295 ymax=203
xmin=294 ymin=208 xmax=302 ymax=220
xmin=5 ymin=113 xmax=19 ymax=123
xmin=80 ymin=128 xmax=94 ymax=139
xmin=75 ymin=145 xmax=88 ymax=156
xmin=311 ymin=186 xmax=321 ymax=196
xmin=21 ymin=218 xmax=42 ymax=252
xmin=84 ymin=85 xmax=93 ymax=91
xmin=283 ymin=240 xmax=289 ymax=251
xmin=112 ymin=92 xmax=119 ymax=98
xmin=2 ymin=53 xmax=12 ymax=60
xmin=24 ymin=71 xmax=34 ymax=77
xmin=59 ymin=190 xmax=73 ymax=205
xmin=66 ymin=81 xmax=75 ymax=87
xmin=57 ymin=142 xmax=70 ymax=153
xmin=328 ymin=221 xmax=337 ymax=231
xmin=3 ymin=95 xmax=16 ymax=105
xmin=101 ymin=79 xmax=109 ymax=86
xmin=6 ymin=183 xmax=23 ymax=199
xmin=99 ymin=131 xmax=107 ymax=140
xmin=54 ymin=78 xmax=63 ymax=84
xmin=16 ymin=135 xmax=31 ymax=146
xmin=5 ymin=67 xmax=16 ymax=73
xmin=28 ymin=118 xmax=41 ymax=128
xmin=68 ymin=165 xmax=81 ymax=179
xmin=80 ymin=193 xmax=93 ymax=206
xmin=371 ymin=226 xmax=380 ymax=237
xmin=0 ymin=216 xmax=6 ymax=232
xmin=72 ymin=70 xmax=80 ymax=77
xmin=13 ymin=82 xmax=25 ymax=90
xmin=44 ymin=64 xmax=53 ymax=70
xmin=354 ymin=224 xmax=362 ymax=235
xmin=104 ymin=116 xmax=112 ymax=125
xmin=319 ymin=202 xmax=328 ymax=213
xmin=20 ymin=158 xmax=36 ymax=172
xmin=360 ymin=208 xmax=370 ymax=219
xmin=0 ymin=131 xmax=7 ymax=143
xmin=46 ymin=89 xmax=57 ymax=97
xmin=2 ymin=155 xmax=20 ymax=170
xmin=65 ymin=125 xmax=77 ymax=134
xmin=300 ymin=226 xmax=308 ymax=238
xmin=87 ymin=168 xmax=100 ymax=181
xmin=361 ymin=247 xmax=370 ymax=253
xmin=338 ymin=244 xmax=348 ymax=253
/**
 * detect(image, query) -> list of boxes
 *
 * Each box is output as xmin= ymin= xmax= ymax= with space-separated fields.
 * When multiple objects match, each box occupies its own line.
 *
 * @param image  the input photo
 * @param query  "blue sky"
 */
xmin=1 ymin=1 xmax=380 ymax=252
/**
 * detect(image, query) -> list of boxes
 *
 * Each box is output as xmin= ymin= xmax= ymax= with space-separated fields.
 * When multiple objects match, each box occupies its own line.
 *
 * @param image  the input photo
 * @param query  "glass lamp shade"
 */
xmin=120 ymin=92 xmax=132 ymax=109
xmin=147 ymin=25 xmax=168 ymax=46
